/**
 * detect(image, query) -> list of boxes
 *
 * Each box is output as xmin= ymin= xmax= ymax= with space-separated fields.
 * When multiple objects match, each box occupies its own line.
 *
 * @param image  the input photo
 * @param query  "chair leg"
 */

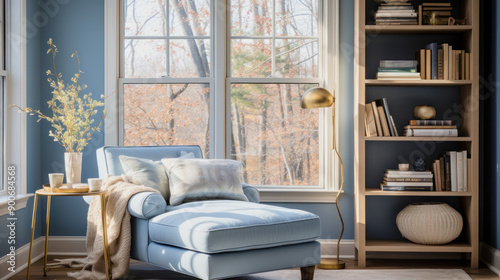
xmin=300 ymin=266 xmax=315 ymax=280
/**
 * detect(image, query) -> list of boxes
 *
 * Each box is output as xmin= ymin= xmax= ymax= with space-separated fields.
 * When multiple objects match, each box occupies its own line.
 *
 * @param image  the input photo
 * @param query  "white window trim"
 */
xmin=104 ymin=0 xmax=340 ymax=203
xmin=0 ymin=0 xmax=29 ymax=214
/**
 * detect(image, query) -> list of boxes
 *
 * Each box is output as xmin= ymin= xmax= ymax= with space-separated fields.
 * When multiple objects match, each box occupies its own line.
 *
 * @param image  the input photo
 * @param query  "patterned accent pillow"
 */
xmin=161 ymin=158 xmax=248 ymax=206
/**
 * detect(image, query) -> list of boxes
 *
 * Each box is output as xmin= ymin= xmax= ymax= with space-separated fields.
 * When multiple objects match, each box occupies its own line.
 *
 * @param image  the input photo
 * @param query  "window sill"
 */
xmin=257 ymin=188 xmax=340 ymax=203
xmin=0 ymin=193 xmax=34 ymax=216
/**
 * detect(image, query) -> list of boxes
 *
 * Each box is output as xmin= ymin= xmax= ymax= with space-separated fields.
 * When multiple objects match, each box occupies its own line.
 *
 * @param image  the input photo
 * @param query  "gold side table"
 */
xmin=26 ymin=189 xmax=111 ymax=280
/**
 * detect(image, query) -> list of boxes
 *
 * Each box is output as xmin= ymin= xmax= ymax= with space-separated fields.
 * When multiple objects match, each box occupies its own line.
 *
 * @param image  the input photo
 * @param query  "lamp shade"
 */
xmin=300 ymin=87 xmax=334 ymax=109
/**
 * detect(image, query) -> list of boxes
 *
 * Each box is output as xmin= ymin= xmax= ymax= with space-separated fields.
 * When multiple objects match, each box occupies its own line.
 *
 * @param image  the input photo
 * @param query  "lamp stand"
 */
xmin=318 ymin=105 xmax=345 ymax=270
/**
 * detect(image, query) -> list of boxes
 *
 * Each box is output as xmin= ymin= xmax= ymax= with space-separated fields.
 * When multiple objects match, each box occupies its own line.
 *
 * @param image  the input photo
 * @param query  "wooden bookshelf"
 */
xmin=365 ymin=189 xmax=473 ymax=197
xmin=365 ymin=79 xmax=472 ymax=86
xmin=365 ymin=25 xmax=473 ymax=34
xmin=354 ymin=0 xmax=479 ymax=268
xmin=365 ymin=136 xmax=473 ymax=142
xmin=365 ymin=240 xmax=472 ymax=253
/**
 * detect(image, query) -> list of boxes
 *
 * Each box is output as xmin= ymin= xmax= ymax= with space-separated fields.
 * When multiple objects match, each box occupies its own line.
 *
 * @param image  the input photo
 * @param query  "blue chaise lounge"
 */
xmin=95 ymin=145 xmax=321 ymax=280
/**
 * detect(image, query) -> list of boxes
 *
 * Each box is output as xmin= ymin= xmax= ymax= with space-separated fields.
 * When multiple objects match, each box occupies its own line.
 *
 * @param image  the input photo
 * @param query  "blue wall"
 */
xmin=37 ymin=0 xmax=105 ymax=236
xmin=482 ymin=0 xmax=500 ymax=250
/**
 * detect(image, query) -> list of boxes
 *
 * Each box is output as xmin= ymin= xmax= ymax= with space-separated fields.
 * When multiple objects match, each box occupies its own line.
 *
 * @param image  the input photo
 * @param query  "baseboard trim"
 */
xmin=480 ymin=242 xmax=500 ymax=276
xmin=0 ymin=237 xmax=44 ymax=280
xmin=319 ymin=239 xmax=463 ymax=260
xmin=47 ymin=236 xmax=87 ymax=256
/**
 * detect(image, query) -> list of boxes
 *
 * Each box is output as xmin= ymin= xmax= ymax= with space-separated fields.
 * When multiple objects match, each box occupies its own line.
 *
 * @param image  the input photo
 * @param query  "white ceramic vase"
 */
xmin=396 ymin=202 xmax=463 ymax=245
xmin=65 ymin=152 xmax=82 ymax=184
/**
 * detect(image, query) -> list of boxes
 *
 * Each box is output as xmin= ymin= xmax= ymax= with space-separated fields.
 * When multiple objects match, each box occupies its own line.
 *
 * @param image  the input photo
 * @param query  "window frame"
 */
xmin=106 ymin=0 xmax=340 ymax=202
xmin=0 ymin=0 xmax=31 ymax=215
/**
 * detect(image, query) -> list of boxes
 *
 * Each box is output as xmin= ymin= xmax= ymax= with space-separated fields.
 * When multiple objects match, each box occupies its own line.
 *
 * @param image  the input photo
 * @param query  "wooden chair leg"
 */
xmin=300 ymin=266 xmax=315 ymax=280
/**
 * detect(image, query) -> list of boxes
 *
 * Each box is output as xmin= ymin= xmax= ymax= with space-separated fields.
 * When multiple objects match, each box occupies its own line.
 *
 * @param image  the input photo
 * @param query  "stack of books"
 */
xmin=377 ymin=60 xmax=421 ymax=80
xmin=418 ymin=2 xmax=452 ymax=25
xmin=374 ymin=1 xmax=417 ymax=25
xmin=380 ymin=169 xmax=434 ymax=191
xmin=432 ymin=151 xmax=470 ymax=192
xmin=365 ymin=98 xmax=398 ymax=137
xmin=416 ymin=43 xmax=470 ymax=80
xmin=403 ymin=120 xmax=458 ymax=137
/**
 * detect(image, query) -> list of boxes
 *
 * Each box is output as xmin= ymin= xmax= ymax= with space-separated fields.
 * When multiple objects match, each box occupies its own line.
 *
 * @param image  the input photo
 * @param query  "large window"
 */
xmin=0 ymin=0 xmax=6 ymax=196
xmin=120 ymin=0 xmax=334 ymax=189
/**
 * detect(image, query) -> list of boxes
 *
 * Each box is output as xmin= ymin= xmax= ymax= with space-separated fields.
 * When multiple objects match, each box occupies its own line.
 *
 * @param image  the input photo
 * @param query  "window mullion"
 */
xmin=166 ymin=2 xmax=170 ymax=77
xmin=271 ymin=0 xmax=276 ymax=76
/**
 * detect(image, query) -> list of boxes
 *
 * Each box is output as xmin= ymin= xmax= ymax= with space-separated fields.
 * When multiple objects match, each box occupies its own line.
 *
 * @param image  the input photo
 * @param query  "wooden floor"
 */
xmin=13 ymin=256 xmax=500 ymax=280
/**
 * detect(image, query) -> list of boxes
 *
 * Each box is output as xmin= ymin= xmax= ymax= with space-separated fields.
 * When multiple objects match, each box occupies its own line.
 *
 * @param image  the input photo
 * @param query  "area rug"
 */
xmin=128 ymin=262 xmax=472 ymax=280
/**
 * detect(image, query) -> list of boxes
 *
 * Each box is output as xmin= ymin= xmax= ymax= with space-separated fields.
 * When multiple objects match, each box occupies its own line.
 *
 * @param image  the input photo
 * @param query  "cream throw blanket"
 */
xmin=48 ymin=175 xmax=160 ymax=279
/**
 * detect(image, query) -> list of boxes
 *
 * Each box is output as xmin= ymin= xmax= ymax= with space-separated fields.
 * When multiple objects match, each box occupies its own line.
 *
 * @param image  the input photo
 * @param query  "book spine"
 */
xmin=427 ymin=43 xmax=438 ymax=79
xmin=380 ymin=60 xmax=418 ymax=68
xmin=405 ymin=129 xmax=458 ymax=137
xmin=409 ymin=120 xmax=453 ymax=125
xmin=439 ymin=156 xmax=446 ymax=191
xmin=465 ymin=52 xmax=470 ymax=80
xmin=436 ymin=159 xmax=442 ymax=191
xmin=383 ymin=182 xmax=434 ymax=187
xmin=377 ymin=67 xmax=417 ymax=72
xmin=462 ymin=151 xmax=468 ymax=192
xmin=389 ymin=115 xmax=399 ymax=136
xmin=365 ymin=104 xmax=378 ymax=136
xmin=378 ymin=106 xmax=391 ymax=136
xmin=438 ymin=48 xmax=444 ymax=80
xmin=418 ymin=5 xmax=422 ymax=25
xmin=447 ymin=151 xmax=457 ymax=191
xmin=445 ymin=155 xmax=451 ymax=191
xmin=404 ymin=125 xmax=456 ymax=129
xmin=461 ymin=50 xmax=465 ymax=80
xmin=433 ymin=161 xmax=439 ymax=191
xmin=375 ymin=12 xmax=418 ymax=17
xmin=377 ymin=98 xmax=396 ymax=136
xmin=457 ymin=151 xmax=464 ymax=192
xmin=467 ymin=158 xmax=472 ymax=192
xmin=418 ymin=49 xmax=426 ymax=79
xmin=448 ymin=45 xmax=453 ymax=80
xmin=425 ymin=49 xmax=431 ymax=80
xmin=380 ymin=185 xmax=432 ymax=191
xmin=384 ymin=178 xmax=434 ymax=182
xmin=371 ymin=101 xmax=383 ymax=136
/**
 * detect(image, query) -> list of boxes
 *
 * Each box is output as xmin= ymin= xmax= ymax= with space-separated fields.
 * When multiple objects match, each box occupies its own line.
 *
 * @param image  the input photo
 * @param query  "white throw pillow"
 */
xmin=119 ymin=155 xmax=170 ymax=200
xmin=161 ymin=158 xmax=248 ymax=206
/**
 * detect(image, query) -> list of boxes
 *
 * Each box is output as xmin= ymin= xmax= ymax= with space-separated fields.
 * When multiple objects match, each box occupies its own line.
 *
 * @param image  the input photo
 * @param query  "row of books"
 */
xmin=380 ymin=169 xmax=433 ymax=191
xmin=364 ymin=98 xmax=398 ymax=137
xmin=374 ymin=1 xmax=417 ymax=25
xmin=432 ymin=151 xmax=470 ymax=192
xmin=403 ymin=119 xmax=458 ymax=137
xmin=377 ymin=60 xmax=420 ymax=80
xmin=416 ymin=43 xmax=470 ymax=80
xmin=418 ymin=2 xmax=453 ymax=25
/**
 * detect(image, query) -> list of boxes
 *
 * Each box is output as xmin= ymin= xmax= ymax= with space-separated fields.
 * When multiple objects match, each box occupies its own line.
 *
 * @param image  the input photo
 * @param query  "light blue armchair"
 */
xmin=96 ymin=145 xmax=321 ymax=280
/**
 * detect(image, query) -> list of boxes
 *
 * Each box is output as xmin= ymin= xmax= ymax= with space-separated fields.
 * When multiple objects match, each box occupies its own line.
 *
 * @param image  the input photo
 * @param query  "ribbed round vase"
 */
xmin=396 ymin=202 xmax=463 ymax=245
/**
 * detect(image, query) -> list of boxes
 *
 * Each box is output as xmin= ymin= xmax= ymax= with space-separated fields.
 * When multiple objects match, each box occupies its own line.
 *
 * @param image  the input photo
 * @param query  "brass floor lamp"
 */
xmin=301 ymin=87 xmax=345 ymax=270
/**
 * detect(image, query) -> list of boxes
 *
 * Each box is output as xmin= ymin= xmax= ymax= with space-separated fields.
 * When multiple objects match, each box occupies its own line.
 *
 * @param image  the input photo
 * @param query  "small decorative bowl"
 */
xmin=414 ymin=105 xmax=436 ymax=120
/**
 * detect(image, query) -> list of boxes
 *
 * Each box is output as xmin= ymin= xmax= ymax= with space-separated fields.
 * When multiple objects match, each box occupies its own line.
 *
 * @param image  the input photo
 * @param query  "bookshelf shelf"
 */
xmin=365 ymin=79 xmax=472 ymax=86
xmin=365 ymin=25 xmax=473 ymax=35
xmin=355 ymin=0 xmax=479 ymax=268
xmin=365 ymin=136 xmax=472 ymax=142
xmin=365 ymin=240 xmax=472 ymax=253
xmin=365 ymin=189 xmax=473 ymax=197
